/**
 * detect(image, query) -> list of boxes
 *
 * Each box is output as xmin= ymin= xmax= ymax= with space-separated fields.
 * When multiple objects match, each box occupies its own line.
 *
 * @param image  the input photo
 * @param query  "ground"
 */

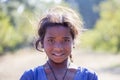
xmin=0 ymin=48 xmax=120 ymax=80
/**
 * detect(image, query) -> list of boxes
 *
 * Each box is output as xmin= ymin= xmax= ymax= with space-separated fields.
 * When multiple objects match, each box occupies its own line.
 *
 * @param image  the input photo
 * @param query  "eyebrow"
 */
xmin=46 ymin=36 xmax=71 ymax=39
xmin=46 ymin=37 xmax=55 ymax=39
xmin=63 ymin=37 xmax=71 ymax=39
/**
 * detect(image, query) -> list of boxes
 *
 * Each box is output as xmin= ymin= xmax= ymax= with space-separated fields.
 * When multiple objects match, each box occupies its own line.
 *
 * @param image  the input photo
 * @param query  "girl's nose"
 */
xmin=54 ymin=42 xmax=63 ymax=51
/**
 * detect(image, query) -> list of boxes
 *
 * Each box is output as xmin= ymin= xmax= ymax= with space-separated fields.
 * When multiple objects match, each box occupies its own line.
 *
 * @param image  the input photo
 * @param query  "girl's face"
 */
xmin=43 ymin=26 xmax=74 ymax=63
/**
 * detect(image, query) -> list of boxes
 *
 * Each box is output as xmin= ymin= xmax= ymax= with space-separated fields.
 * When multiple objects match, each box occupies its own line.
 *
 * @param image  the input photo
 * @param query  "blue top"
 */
xmin=20 ymin=66 xmax=98 ymax=80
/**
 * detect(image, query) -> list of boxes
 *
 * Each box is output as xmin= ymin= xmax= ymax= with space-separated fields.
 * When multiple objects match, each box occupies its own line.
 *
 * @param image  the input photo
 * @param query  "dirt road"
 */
xmin=0 ymin=48 xmax=120 ymax=80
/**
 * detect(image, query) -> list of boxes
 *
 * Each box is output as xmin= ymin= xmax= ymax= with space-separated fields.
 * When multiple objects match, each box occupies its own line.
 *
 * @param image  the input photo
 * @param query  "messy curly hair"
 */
xmin=35 ymin=6 xmax=83 ymax=51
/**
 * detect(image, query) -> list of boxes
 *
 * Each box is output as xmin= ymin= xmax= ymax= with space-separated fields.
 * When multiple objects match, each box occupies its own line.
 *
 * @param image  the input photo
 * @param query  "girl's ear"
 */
xmin=73 ymin=41 xmax=75 ymax=48
xmin=41 ymin=43 xmax=44 ymax=48
xmin=41 ymin=45 xmax=44 ymax=48
xmin=41 ymin=41 xmax=44 ymax=48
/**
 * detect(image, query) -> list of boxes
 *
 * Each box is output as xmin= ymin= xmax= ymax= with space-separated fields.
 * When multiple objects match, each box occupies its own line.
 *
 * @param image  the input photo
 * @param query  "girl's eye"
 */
xmin=64 ymin=39 xmax=70 ymax=42
xmin=48 ymin=39 xmax=54 ymax=43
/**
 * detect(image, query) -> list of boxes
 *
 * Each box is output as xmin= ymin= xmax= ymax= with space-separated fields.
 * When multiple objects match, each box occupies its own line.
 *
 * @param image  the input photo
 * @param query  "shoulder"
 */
xmin=20 ymin=66 xmax=44 ymax=80
xmin=75 ymin=67 xmax=98 ymax=80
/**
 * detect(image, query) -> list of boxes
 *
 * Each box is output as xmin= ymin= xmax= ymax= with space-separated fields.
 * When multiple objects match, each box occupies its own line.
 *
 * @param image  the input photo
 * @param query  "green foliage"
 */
xmin=0 ymin=11 xmax=23 ymax=54
xmin=0 ymin=0 xmax=68 ymax=54
xmin=81 ymin=0 xmax=120 ymax=53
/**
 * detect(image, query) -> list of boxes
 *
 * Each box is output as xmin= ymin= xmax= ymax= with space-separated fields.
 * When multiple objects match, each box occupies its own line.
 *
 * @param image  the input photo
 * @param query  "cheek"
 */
xmin=43 ymin=42 xmax=53 ymax=52
xmin=43 ymin=43 xmax=49 ymax=49
xmin=65 ymin=43 xmax=72 ymax=52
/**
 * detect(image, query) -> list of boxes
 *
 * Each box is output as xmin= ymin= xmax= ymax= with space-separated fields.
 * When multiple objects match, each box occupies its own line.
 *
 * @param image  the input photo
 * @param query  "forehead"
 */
xmin=45 ymin=26 xmax=71 ymax=37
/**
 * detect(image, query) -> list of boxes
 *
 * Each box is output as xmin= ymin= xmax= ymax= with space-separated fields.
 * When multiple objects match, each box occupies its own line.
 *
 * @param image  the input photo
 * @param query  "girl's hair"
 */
xmin=35 ymin=6 xmax=83 ymax=51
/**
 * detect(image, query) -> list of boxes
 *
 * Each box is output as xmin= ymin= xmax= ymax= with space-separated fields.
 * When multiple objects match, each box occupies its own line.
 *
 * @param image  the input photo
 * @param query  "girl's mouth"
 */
xmin=52 ymin=53 xmax=64 ymax=57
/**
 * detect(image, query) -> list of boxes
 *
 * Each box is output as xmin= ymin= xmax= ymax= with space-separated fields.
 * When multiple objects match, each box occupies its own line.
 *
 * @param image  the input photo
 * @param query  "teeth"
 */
xmin=53 ymin=53 xmax=63 ymax=56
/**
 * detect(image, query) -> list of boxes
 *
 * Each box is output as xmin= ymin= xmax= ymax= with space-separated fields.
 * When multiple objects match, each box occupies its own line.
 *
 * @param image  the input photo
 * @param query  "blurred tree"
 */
xmin=0 ymin=0 xmax=67 ymax=54
xmin=81 ymin=0 xmax=120 ymax=53
xmin=65 ymin=0 xmax=104 ymax=29
xmin=0 ymin=10 xmax=23 ymax=54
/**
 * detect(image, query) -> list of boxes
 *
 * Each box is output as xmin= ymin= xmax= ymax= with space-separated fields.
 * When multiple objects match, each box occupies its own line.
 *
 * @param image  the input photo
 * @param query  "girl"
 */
xmin=20 ymin=6 xmax=98 ymax=80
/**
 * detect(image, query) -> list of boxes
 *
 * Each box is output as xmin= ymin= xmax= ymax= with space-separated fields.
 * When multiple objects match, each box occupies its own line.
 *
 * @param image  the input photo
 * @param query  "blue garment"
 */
xmin=20 ymin=66 xmax=98 ymax=80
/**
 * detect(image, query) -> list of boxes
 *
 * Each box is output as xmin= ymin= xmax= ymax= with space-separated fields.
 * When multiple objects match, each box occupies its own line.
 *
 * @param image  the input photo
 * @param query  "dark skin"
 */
xmin=44 ymin=61 xmax=76 ymax=80
xmin=42 ymin=26 xmax=77 ymax=80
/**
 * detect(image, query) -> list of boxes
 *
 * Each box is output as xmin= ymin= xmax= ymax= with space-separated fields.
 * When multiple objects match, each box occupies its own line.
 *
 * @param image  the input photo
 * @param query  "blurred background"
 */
xmin=0 ymin=0 xmax=120 ymax=80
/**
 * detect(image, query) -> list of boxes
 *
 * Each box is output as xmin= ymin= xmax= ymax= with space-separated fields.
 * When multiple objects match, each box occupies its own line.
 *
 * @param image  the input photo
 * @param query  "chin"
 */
xmin=52 ymin=59 xmax=67 ymax=64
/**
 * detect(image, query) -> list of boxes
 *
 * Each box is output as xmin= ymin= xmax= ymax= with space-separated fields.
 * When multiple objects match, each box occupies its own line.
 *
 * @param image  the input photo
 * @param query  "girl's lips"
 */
xmin=52 ymin=53 xmax=64 ymax=56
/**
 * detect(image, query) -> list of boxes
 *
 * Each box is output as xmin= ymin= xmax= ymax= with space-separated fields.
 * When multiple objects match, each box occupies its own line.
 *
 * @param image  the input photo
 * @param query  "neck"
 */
xmin=47 ymin=59 xmax=69 ymax=80
xmin=47 ymin=59 xmax=68 ymax=70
